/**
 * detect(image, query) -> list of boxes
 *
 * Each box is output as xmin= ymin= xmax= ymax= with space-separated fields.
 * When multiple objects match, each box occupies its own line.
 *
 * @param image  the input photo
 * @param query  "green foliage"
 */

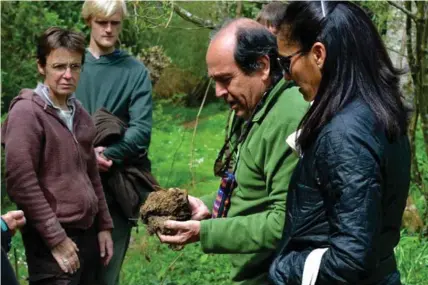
xmin=226 ymin=1 xmax=264 ymax=19
xmin=120 ymin=233 xmax=231 ymax=285
xmin=358 ymin=1 xmax=391 ymax=36
xmin=2 ymin=1 xmax=56 ymax=112
xmin=0 ymin=1 xmax=85 ymax=113
xmin=134 ymin=46 xmax=172 ymax=86
xmin=153 ymin=67 xmax=200 ymax=102
xmin=151 ymin=100 xmax=228 ymax=189
xmin=395 ymin=233 xmax=428 ymax=285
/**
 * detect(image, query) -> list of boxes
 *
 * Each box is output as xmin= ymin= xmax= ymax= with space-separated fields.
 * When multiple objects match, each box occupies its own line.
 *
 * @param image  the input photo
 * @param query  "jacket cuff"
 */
xmin=97 ymin=220 xmax=114 ymax=232
xmin=96 ymin=213 xmax=114 ymax=232
xmin=200 ymin=219 xmax=215 ymax=253
xmin=103 ymin=146 xmax=124 ymax=166
xmin=35 ymin=217 xmax=67 ymax=248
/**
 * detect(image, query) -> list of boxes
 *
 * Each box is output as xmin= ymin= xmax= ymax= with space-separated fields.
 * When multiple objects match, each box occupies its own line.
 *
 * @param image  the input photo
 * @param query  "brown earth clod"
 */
xmin=140 ymin=187 xmax=192 ymax=251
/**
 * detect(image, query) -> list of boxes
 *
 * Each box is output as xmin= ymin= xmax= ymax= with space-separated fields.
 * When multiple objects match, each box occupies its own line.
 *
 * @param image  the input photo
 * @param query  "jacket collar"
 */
xmin=34 ymin=82 xmax=76 ymax=110
xmin=252 ymin=78 xmax=293 ymax=122
xmin=8 ymin=88 xmax=81 ymax=129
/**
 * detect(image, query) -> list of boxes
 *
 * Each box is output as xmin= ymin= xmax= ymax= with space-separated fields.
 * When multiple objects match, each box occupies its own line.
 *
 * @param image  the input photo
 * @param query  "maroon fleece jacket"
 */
xmin=1 ymin=89 xmax=113 ymax=248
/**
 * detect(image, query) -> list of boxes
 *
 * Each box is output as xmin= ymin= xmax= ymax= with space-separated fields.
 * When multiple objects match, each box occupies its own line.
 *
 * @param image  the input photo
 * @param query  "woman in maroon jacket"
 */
xmin=2 ymin=27 xmax=114 ymax=285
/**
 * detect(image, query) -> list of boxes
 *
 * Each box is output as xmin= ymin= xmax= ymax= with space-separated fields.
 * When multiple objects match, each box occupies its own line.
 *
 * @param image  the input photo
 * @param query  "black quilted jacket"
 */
xmin=269 ymin=99 xmax=410 ymax=285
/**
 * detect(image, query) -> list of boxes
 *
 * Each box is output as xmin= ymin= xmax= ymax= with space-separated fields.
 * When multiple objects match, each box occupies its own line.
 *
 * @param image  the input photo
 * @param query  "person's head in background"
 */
xmin=37 ymin=27 xmax=86 ymax=100
xmin=82 ymin=0 xmax=128 ymax=56
xmin=256 ymin=1 xmax=287 ymax=36
xmin=276 ymin=1 xmax=408 ymax=149
xmin=207 ymin=18 xmax=283 ymax=119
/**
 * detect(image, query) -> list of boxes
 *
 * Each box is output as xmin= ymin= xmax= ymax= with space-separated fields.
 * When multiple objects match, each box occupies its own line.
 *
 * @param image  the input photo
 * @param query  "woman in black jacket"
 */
xmin=269 ymin=1 xmax=410 ymax=285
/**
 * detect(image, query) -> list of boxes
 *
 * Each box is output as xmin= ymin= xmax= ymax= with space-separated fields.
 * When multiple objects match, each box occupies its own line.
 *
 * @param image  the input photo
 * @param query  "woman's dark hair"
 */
xmin=279 ymin=1 xmax=408 ymax=150
xmin=234 ymin=25 xmax=283 ymax=84
xmin=37 ymin=27 xmax=86 ymax=66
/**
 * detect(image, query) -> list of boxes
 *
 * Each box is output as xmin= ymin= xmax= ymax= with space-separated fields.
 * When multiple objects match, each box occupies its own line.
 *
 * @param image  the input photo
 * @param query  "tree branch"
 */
xmin=173 ymin=4 xmax=216 ymax=30
xmin=387 ymin=0 xmax=417 ymax=23
xmin=164 ymin=1 xmax=174 ymax=28
xmin=405 ymin=1 xmax=417 ymax=83
xmin=386 ymin=46 xmax=407 ymax=58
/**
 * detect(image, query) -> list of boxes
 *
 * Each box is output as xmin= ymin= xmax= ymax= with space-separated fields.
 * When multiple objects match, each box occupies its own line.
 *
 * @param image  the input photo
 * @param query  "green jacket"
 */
xmin=200 ymin=79 xmax=308 ymax=284
xmin=75 ymin=50 xmax=152 ymax=165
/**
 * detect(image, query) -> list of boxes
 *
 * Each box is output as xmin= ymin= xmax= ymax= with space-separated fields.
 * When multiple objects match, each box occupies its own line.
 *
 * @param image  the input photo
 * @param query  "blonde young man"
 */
xmin=76 ymin=1 xmax=153 ymax=284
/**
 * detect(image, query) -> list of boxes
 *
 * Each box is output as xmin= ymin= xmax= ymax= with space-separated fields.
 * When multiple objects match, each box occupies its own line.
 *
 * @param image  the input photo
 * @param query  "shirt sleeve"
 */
xmin=3 ymin=101 xmax=67 ymax=248
xmin=86 ymin=145 xmax=114 ymax=232
xmin=103 ymin=67 xmax=153 ymax=164
xmin=270 ymin=127 xmax=384 ymax=284
xmin=1 ymin=218 xmax=12 ymax=252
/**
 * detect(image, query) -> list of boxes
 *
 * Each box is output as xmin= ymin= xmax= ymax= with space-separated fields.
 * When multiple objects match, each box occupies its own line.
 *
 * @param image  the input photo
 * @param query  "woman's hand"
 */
xmin=98 ymin=230 xmax=114 ymax=266
xmin=51 ymin=237 xmax=80 ymax=274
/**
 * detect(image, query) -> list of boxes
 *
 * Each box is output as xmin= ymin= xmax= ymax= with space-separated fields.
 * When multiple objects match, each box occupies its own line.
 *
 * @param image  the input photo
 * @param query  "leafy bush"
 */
xmin=136 ymin=46 xmax=172 ymax=86
xmin=153 ymin=67 xmax=200 ymax=101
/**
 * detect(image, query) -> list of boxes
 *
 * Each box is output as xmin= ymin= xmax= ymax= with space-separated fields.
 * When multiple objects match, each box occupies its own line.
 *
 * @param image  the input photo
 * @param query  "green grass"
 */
xmin=3 ymin=101 xmax=428 ymax=284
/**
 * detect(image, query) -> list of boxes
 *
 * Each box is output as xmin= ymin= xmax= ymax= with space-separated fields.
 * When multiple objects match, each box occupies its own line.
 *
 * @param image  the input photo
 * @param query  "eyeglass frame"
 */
xmin=277 ymin=49 xmax=304 ymax=75
xmin=48 ymin=62 xmax=83 ymax=75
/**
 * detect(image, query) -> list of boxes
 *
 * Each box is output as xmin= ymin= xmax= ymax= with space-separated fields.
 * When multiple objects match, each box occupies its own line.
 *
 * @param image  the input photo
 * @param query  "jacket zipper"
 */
xmin=44 ymin=104 xmax=94 ymax=223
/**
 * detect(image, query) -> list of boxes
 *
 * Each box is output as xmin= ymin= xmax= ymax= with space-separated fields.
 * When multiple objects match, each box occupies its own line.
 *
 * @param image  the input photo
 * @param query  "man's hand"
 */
xmin=94 ymin=146 xmax=113 ymax=172
xmin=1 ymin=210 xmax=26 ymax=235
xmin=98 ymin=230 xmax=114 ymax=266
xmin=188 ymin=196 xmax=211 ymax=221
xmin=157 ymin=220 xmax=201 ymax=246
xmin=51 ymin=237 xmax=80 ymax=274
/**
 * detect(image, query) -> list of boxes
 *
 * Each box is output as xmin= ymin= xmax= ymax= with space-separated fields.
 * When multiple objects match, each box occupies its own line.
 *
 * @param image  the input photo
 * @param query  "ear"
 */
xmin=37 ymin=60 xmax=45 ymax=76
xmin=311 ymin=42 xmax=326 ymax=69
xmin=257 ymin=55 xmax=271 ymax=82
xmin=85 ymin=16 xmax=92 ymax=27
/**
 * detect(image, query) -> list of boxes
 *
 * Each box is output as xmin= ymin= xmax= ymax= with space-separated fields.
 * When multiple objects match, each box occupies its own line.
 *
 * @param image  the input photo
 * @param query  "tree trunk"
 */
xmin=392 ymin=1 xmax=427 ymax=232
xmin=236 ymin=1 xmax=243 ymax=18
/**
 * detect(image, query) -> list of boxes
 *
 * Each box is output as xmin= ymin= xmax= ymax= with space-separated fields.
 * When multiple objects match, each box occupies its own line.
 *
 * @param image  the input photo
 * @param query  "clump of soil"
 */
xmin=140 ymin=187 xmax=191 ymax=250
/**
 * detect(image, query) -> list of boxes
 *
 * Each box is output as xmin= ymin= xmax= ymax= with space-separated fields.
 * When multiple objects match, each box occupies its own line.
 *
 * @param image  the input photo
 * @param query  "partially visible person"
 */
xmin=1 ymin=210 xmax=26 ymax=285
xmin=157 ymin=18 xmax=308 ymax=285
xmin=2 ymin=27 xmax=113 ymax=285
xmin=269 ymin=1 xmax=410 ymax=285
xmin=76 ymin=1 xmax=155 ymax=284
xmin=256 ymin=1 xmax=288 ymax=36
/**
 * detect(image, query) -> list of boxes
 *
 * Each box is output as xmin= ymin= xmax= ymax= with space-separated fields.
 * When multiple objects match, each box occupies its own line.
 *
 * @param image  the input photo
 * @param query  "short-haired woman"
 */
xmin=269 ymin=1 xmax=410 ymax=284
xmin=2 ymin=27 xmax=113 ymax=285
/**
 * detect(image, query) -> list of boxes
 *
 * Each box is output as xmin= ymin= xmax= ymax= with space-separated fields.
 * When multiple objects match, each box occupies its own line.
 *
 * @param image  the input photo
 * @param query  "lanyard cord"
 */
xmin=214 ymin=87 xmax=272 ymax=176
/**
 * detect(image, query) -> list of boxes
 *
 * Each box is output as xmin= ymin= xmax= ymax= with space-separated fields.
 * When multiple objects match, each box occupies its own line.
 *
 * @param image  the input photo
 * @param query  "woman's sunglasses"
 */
xmin=277 ymin=50 xmax=303 ymax=75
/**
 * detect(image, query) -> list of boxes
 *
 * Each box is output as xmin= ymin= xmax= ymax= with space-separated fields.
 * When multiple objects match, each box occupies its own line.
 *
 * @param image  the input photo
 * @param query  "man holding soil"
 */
xmin=158 ymin=18 xmax=308 ymax=285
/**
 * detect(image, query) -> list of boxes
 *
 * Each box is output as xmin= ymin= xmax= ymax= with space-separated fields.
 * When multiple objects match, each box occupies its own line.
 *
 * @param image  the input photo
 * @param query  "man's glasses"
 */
xmin=49 ymin=63 xmax=82 ymax=75
xmin=277 ymin=50 xmax=303 ymax=75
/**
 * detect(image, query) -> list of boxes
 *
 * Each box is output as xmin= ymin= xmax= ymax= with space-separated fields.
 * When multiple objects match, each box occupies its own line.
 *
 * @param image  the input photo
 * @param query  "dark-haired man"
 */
xmin=157 ymin=18 xmax=308 ymax=285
